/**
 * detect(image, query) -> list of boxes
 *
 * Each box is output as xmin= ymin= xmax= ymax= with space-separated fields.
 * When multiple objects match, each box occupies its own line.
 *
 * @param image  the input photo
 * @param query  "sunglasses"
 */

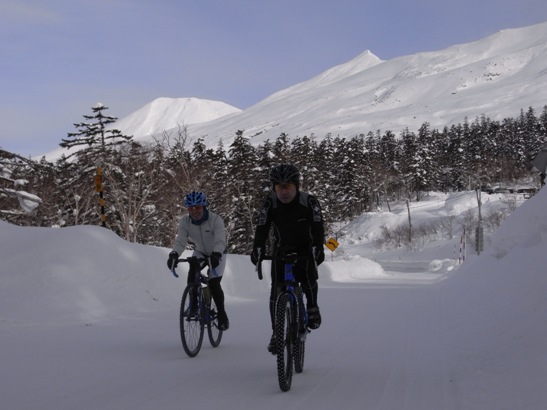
xmin=187 ymin=205 xmax=203 ymax=211
xmin=274 ymin=183 xmax=295 ymax=191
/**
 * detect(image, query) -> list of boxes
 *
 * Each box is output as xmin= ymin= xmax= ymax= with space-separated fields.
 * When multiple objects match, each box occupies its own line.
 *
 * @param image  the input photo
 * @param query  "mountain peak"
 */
xmin=114 ymin=97 xmax=241 ymax=139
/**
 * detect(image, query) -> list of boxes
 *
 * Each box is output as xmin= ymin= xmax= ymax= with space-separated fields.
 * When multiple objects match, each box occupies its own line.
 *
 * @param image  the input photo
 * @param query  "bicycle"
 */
xmin=171 ymin=256 xmax=223 ymax=357
xmin=257 ymin=248 xmax=312 ymax=392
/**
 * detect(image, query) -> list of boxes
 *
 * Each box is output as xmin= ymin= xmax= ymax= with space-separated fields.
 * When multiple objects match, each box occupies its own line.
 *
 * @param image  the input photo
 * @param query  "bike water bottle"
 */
xmin=203 ymin=286 xmax=211 ymax=305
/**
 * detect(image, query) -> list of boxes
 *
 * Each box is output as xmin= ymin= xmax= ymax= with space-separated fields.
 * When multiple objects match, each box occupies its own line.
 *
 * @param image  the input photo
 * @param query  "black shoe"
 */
xmin=307 ymin=306 xmax=321 ymax=329
xmin=185 ymin=294 xmax=199 ymax=319
xmin=267 ymin=334 xmax=276 ymax=354
xmin=218 ymin=311 xmax=229 ymax=331
xmin=184 ymin=306 xmax=199 ymax=319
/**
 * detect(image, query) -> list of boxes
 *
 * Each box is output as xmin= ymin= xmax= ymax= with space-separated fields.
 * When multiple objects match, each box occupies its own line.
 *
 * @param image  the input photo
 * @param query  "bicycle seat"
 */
xmin=275 ymin=247 xmax=300 ymax=264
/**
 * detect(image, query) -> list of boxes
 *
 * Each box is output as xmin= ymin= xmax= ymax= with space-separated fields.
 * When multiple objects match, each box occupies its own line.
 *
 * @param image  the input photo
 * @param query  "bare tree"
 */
xmin=0 ymin=149 xmax=43 ymax=220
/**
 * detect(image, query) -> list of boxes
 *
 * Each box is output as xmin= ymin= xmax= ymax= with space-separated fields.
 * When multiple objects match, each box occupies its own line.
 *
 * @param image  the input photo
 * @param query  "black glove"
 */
xmin=314 ymin=246 xmax=325 ymax=266
xmin=167 ymin=251 xmax=179 ymax=270
xmin=250 ymin=247 xmax=261 ymax=266
xmin=210 ymin=252 xmax=222 ymax=269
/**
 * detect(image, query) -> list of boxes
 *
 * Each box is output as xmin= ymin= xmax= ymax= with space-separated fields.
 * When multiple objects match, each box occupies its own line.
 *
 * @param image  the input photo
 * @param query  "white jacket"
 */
xmin=172 ymin=210 xmax=227 ymax=257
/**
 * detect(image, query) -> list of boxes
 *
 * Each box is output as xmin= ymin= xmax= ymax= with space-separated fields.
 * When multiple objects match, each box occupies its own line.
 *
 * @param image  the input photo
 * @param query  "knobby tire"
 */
xmin=275 ymin=292 xmax=294 ymax=392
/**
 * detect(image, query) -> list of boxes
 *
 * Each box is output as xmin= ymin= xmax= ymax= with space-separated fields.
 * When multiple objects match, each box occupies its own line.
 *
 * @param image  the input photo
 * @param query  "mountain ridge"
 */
xmin=120 ymin=21 xmax=547 ymax=148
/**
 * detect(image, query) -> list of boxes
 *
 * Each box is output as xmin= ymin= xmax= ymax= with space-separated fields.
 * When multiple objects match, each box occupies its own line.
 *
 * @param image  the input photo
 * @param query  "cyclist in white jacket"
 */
xmin=167 ymin=191 xmax=229 ymax=330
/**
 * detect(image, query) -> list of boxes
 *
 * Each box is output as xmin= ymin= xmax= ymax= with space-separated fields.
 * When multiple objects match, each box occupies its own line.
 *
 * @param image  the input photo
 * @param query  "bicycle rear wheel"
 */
xmin=206 ymin=297 xmax=223 ymax=347
xmin=179 ymin=285 xmax=204 ymax=357
xmin=275 ymin=292 xmax=294 ymax=392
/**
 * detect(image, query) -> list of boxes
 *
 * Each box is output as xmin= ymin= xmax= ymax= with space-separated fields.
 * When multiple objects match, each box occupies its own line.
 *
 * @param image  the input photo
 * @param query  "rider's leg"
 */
xmin=268 ymin=259 xmax=285 ymax=352
xmin=185 ymin=266 xmax=199 ymax=316
xmin=301 ymin=263 xmax=321 ymax=329
xmin=269 ymin=259 xmax=284 ymax=330
xmin=209 ymin=276 xmax=229 ymax=330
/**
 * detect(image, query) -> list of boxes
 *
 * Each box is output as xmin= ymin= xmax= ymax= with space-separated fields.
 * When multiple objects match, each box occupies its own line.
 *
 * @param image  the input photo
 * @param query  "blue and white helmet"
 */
xmin=184 ymin=191 xmax=207 ymax=207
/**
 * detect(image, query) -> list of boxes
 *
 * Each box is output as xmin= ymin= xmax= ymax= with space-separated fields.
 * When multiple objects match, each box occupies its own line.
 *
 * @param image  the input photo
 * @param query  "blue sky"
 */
xmin=2 ymin=0 xmax=547 ymax=157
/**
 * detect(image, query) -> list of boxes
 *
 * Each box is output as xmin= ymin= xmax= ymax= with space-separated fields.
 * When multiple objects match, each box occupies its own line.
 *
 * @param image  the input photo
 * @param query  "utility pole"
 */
xmin=406 ymin=199 xmax=412 ymax=243
xmin=475 ymin=187 xmax=483 ymax=255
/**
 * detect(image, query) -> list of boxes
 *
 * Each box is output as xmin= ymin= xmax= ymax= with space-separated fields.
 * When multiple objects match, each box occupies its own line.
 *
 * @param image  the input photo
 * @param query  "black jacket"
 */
xmin=253 ymin=191 xmax=325 ymax=257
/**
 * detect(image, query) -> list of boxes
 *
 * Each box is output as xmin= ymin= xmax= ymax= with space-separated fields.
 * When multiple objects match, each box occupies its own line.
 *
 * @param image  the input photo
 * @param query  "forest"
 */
xmin=1 ymin=104 xmax=547 ymax=254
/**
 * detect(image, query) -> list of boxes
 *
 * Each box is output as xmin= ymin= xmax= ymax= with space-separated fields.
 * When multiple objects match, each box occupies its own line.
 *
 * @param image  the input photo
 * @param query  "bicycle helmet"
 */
xmin=184 ymin=191 xmax=208 ymax=207
xmin=269 ymin=164 xmax=300 ymax=188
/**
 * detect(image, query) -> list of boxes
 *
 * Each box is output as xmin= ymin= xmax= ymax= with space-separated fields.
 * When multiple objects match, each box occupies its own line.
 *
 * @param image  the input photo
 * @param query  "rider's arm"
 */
xmin=172 ymin=217 xmax=190 ymax=255
xmin=308 ymin=195 xmax=325 ymax=248
xmin=211 ymin=213 xmax=227 ymax=254
xmin=252 ymin=196 xmax=273 ymax=249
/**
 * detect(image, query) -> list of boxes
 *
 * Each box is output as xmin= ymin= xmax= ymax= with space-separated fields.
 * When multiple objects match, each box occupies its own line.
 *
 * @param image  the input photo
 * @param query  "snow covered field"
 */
xmin=2 ymin=189 xmax=547 ymax=409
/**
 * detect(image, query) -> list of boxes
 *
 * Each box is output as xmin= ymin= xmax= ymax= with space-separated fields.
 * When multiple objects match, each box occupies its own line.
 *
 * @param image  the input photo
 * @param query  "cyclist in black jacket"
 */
xmin=251 ymin=164 xmax=325 ymax=353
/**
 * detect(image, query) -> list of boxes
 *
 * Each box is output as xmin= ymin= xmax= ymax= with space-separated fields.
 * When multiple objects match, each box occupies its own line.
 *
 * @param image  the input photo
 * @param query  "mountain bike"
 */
xmin=257 ymin=248 xmax=311 ymax=392
xmin=171 ymin=256 xmax=223 ymax=357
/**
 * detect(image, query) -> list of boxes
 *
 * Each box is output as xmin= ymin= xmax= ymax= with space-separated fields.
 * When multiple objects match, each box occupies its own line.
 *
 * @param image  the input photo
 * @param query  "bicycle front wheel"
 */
xmin=275 ymin=292 xmax=294 ymax=392
xmin=179 ymin=285 xmax=204 ymax=357
xmin=206 ymin=296 xmax=223 ymax=347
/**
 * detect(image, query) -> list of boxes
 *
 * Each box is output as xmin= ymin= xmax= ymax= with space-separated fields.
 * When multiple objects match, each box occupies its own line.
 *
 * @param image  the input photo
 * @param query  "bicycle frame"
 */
xmin=279 ymin=253 xmax=308 ymax=335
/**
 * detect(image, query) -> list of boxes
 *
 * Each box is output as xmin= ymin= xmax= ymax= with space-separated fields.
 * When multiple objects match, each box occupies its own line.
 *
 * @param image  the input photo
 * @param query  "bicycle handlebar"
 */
xmin=255 ymin=247 xmax=317 ymax=281
xmin=171 ymin=256 xmax=210 ymax=278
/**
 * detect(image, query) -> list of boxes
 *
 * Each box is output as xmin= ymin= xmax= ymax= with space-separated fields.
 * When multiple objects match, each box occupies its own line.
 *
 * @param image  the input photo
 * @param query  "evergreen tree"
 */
xmin=273 ymin=133 xmax=292 ymax=163
xmin=313 ymin=134 xmax=337 ymax=225
xmin=539 ymin=106 xmax=547 ymax=138
xmin=398 ymin=128 xmax=419 ymax=199
xmin=57 ymin=103 xmax=134 ymax=229
xmin=207 ymin=141 xmax=230 ymax=217
xmin=256 ymin=140 xmax=275 ymax=193
xmin=523 ymin=107 xmax=543 ymax=165
xmin=227 ymin=131 xmax=260 ymax=253
xmin=290 ymin=136 xmax=318 ymax=193
xmin=365 ymin=131 xmax=393 ymax=207
xmin=60 ymin=103 xmax=133 ymax=161
xmin=498 ymin=117 xmax=520 ymax=181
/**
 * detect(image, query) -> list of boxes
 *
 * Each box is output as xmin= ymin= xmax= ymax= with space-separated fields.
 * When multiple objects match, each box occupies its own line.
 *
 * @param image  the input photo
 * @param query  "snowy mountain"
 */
xmin=114 ymin=97 xmax=241 ymax=139
xmin=120 ymin=21 xmax=547 ymax=149
xmin=3 ymin=189 xmax=547 ymax=408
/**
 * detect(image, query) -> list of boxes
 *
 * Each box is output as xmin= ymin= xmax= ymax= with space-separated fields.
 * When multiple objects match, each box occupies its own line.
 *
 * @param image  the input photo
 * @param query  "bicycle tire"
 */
xmin=206 ymin=297 xmax=223 ymax=347
xmin=179 ymin=284 xmax=204 ymax=357
xmin=275 ymin=292 xmax=294 ymax=392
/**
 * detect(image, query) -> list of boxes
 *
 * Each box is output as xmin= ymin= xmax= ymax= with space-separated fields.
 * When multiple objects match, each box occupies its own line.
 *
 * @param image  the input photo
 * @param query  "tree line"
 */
xmin=1 ymin=104 xmax=546 ymax=254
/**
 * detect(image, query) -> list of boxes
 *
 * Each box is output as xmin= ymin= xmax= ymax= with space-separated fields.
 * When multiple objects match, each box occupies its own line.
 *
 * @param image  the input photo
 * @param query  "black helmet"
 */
xmin=269 ymin=164 xmax=300 ymax=187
